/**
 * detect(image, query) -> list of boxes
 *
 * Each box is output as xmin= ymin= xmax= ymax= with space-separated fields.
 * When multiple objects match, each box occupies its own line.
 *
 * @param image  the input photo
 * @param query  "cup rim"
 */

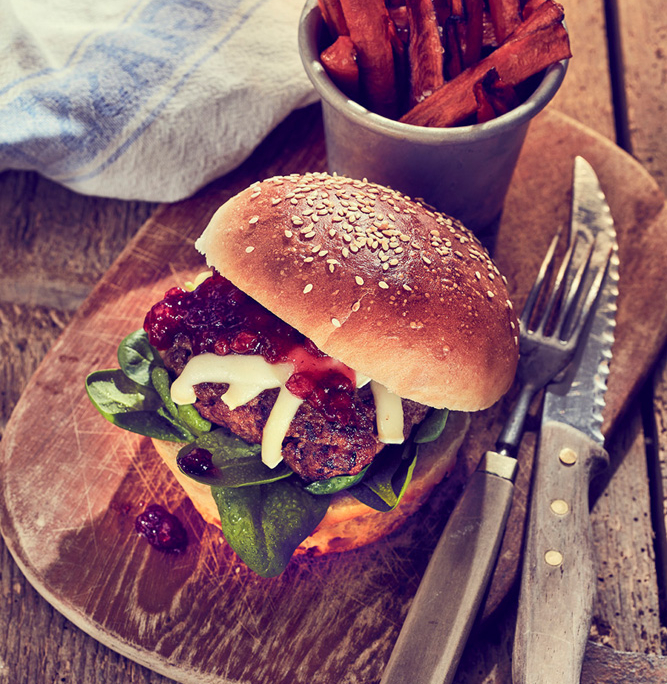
xmin=298 ymin=0 xmax=568 ymax=144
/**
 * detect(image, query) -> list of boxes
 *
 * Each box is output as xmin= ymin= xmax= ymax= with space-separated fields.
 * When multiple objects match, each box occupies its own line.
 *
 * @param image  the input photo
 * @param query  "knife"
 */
xmin=512 ymin=157 xmax=619 ymax=683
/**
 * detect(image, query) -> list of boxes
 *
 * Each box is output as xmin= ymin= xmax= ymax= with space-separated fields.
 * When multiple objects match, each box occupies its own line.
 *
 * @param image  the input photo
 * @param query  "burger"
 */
xmin=86 ymin=172 xmax=519 ymax=577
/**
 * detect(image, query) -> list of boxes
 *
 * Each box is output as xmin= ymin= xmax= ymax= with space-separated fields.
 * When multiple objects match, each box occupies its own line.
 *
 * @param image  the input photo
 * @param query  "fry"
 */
xmin=473 ymin=68 xmax=519 ymax=122
xmin=444 ymin=17 xmax=464 ymax=80
xmin=510 ymin=0 xmax=565 ymax=38
xmin=521 ymin=0 xmax=547 ymax=20
xmin=487 ymin=0 xmax=522 ymax=43
xmin=318 ymin=0 xmax=348 ymax=37
xmin=320 ymin=36 xmax=360 ymax=99
xmin=400 ymin=15 xmax=571 ymax=127
xmin=338 ymin=0 xmax=398 ymax=118
xmin=405 ymin=0 xmax=445 ymax=106
xmin=462 ymin=0 xmax=484 ymax=67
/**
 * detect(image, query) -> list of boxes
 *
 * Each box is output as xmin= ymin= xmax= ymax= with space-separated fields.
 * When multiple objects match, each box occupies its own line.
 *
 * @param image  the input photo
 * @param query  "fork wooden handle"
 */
xmin=381 ymin=452 xmax=516 ymax=684
xmin=512 ymin=420 xmax=609 ymax=684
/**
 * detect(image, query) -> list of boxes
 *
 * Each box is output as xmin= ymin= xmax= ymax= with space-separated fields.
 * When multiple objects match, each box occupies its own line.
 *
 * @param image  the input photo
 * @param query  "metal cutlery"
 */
xmin=512 ymin=157 xmax=619 ymax=683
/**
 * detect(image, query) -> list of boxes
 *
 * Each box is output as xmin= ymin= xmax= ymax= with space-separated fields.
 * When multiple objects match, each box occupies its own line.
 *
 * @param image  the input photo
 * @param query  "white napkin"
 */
xmin=0 ymin=0 xmax=317 ymax=201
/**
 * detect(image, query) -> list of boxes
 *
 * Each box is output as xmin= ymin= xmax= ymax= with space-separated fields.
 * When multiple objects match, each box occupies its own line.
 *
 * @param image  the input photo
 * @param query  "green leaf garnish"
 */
xmin=212 ymin=480 xmax=331 ymax=577
xmin=303 ymin=466 xmax=370 ymax=495
xmin=176 ymin=429 xmax=292 ymax=487
xmin=117 ymin=329 xmax=164 ymax=387
xmin=414 ymin=409 xmax=449 ymax=444
xmin=348 ymin=441 xmax=418 ymax=512
xmin=85 ymin=369 xmax=194 ymax=442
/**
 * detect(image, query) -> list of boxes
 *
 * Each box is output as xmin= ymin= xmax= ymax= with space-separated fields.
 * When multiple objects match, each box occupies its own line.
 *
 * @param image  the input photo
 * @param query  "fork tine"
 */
xmin=520 ymin=228 xmax=561 ymax=330
xmin=553 ymin=239 xmax=596 ymax=340
xmin=533 ymin=237 xmax=577 ymax=335
xmin=566 ymin=245 xmax=613 ymax=348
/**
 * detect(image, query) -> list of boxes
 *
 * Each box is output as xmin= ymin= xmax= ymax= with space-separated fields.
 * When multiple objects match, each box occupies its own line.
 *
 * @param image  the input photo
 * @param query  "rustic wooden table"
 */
xmin=1 ymin=0 xmax=666 ymax=682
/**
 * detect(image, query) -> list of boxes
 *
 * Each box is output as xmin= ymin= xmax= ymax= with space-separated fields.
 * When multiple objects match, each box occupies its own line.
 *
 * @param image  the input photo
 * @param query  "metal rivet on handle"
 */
xmin=545 ymin=550 xmax=564 ymax=566
xmin=559 ymin=448 xmax=577 ymax=465
xmin=550 ymin=499 xmax=569 ymax=515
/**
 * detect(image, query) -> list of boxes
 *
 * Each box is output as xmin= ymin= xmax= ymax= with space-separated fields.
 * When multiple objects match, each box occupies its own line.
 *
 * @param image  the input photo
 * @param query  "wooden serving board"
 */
xmin=1 ymin=109 xmax=666 ymax=684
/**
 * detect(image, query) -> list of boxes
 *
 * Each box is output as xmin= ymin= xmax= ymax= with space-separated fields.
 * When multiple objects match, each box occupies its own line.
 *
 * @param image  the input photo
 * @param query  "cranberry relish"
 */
xmin=144 ymin=272 xmax=359 ymax=425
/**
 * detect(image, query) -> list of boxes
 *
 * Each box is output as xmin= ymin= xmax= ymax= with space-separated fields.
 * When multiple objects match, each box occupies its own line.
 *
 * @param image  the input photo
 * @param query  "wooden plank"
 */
xmin=552 ymin=0 xmax=616 ymax=140
xmin=557 ymin=0 xmax=664 ymax=657
xmin=615 ymin=0 xmax=667 ymax=193
xmin=589 ymin=408 xmax=663 ymax=654
xmin=0 ymin=169 xmax=157 ymax=311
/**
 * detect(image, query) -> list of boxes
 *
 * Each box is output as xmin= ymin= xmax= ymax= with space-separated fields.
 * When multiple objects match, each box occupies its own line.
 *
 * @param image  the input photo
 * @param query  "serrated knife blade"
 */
xmin=513 ymin=157 xmax=619 ymax=684
xmin=543 ymin=156 xmax=619 ymax=442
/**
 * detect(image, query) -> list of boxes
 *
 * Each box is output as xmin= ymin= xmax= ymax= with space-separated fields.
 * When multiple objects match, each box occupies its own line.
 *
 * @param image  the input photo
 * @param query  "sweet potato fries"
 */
xmin=317 ymin=0 xmax=571 ymax=126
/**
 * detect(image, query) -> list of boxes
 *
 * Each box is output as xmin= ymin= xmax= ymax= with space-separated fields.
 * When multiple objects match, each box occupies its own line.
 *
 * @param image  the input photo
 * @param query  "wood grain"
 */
xmin=1 ymin=110 xmax=666 ymax=684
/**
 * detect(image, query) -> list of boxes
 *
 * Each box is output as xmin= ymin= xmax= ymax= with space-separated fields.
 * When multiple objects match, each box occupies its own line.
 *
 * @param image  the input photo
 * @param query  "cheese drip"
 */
xmin=370 ymin=381 xmax=405 ymax=444
xmin=170 ymin=353 xmax=405 ymax=467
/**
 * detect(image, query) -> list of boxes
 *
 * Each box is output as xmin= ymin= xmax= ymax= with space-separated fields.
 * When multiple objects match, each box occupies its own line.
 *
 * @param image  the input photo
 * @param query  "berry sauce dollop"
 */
xmin=143 ymin=273 xmax=359 ymax=425
xmin=135 ymin=504 xmax=188 ymax=553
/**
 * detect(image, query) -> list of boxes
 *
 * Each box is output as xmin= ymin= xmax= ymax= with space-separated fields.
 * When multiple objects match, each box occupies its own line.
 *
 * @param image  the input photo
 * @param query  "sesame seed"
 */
xmin=422 ymin=255 xmax=432 ymax=265
xmin=245 ymin=246 xmax=255 ymax=253
xmin=403 ymin=284 xmax=413 ymax=292
xmin=284 ymin=229 xmax=293 ymax=238
xmin=475 ymin=271 xmax=481 ymax=280
xmin=291 ymin=216 xmax=304 ymax=225
xmin=332 ymin=318 xmax=341 ymax=328
xmin=318 ymin=250 xmax=328 ymax=257
xmin=355 ymin=276 xmax=364 ymax=286
xmin=304 ymin=231 xmax=316 ymax=239
xmin=379 ymin=281 xmax=389 ymax=289
xmin=304 ymin=256 xmax=314 ymax=263
xmin=487 ymin=290 xmax=495 ymax=298
xmin=352 ymin=300 xmax=361 ymax=312
xmin=342 ymin=247 xmax=350 ymax=258
xmin=249 ymin=215 xmax=259 ymax=225
xmin=303 ymin=283 xmax=313 ymax=294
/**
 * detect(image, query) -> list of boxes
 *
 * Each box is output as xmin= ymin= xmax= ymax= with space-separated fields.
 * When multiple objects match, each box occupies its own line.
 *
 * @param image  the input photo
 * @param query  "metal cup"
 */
xmin=298 ymin=0 xmax=567 ymax=235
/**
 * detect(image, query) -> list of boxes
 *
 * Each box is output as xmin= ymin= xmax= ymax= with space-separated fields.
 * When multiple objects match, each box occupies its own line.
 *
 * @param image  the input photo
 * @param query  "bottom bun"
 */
xmin=151 ymin=411 xmax=470 ymax=557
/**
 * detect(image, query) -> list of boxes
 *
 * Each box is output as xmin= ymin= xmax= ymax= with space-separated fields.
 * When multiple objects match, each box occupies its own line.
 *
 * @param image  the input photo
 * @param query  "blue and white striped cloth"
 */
xmin=0 ymin=0 xmax=316 ymax=200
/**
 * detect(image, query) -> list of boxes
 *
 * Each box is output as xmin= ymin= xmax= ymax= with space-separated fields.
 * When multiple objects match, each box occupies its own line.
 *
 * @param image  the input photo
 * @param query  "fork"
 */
xmin=495 ymin=228 xmax=610 ymax=460
xmin=380 ymin=231 xmax=612 ymax=684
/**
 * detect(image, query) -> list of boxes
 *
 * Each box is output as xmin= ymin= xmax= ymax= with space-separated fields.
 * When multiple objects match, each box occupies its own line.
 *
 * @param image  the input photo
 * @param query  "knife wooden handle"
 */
xmin=381 ymin=453 xmax=515 ymax=684
xmin=512 ymin=420 xmax=609 ymax=684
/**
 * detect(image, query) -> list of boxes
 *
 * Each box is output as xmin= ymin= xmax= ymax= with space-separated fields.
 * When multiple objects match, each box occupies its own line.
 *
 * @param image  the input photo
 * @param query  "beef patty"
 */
xmin=162 ymin=336 xmax=429 ymax=481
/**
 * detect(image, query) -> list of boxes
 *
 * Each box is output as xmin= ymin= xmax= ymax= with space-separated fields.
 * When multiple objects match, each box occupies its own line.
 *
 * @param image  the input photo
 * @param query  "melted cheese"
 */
xmin=171 ymin=354 xmax=292 ymax=409
xmin=170 ymin=353 xmax=405 ymax=468
xmin=261 ymin=387 xmax=304 ymax=468
xmin=370 ymin=380 xmax=405 ymax=444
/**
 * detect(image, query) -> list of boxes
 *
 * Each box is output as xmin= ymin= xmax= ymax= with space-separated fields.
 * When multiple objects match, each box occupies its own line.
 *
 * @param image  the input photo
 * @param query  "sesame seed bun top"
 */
xmin=195 ymin=173 xmax=519 ymax=411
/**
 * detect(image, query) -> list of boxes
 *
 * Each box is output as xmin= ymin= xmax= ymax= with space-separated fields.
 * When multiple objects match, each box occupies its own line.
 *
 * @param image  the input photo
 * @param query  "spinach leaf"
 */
xmin=151 ymin=367 xmax=211 ymax=438
xmin=212 ymin=480 xmax=331 ymax=577
xmin=348 ymin=441 xmax=419 ymax=512
xmin=303 ymin=466 xmax=369 ymax=495
xmin=176 ymin=430 xmax=292 ymax=487
xmin=117 ymin=330 xmax=163 ymax=387
xmin=414 ymin=409 xmax=449 ymax=444
xmin=85 ymin=370 xmax=194 ymax=442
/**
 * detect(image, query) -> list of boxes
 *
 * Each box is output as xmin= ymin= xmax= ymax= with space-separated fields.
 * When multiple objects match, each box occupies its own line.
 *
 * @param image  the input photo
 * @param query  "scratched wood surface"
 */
xmin=1 ymin=0 xmax=667 ymax=681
